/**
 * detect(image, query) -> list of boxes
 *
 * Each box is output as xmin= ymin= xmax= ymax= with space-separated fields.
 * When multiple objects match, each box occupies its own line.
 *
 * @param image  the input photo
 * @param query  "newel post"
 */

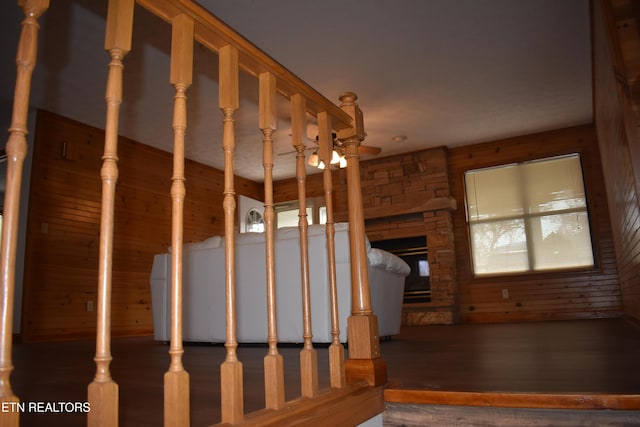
xmin=338 ymin=92 xmax=387 ymax=387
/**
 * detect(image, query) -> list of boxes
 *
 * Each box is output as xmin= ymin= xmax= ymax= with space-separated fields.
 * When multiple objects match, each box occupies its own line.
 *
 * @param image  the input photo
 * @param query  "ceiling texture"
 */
xmin=0 ymin=0 xmax=593 ymax=182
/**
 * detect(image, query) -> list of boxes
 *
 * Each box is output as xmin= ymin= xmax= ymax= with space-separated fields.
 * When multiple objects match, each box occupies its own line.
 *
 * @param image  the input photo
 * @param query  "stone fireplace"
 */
xmin=329 ymin=146 xmax=459 ymax=325
xmin=368 ymin=206 xmax=459 ymax=326
xmin=373 ymin=236 xmax=430 ymax=304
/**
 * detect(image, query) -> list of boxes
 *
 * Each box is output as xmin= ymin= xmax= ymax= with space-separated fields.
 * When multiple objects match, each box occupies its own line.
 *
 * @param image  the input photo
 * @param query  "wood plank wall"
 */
xmin=593 ymin=0 xmax=640 ymax=323
xmin=274 ymin=126 xmax=621 ymax=324
xmin=448 ymin=125 xmax=621 ymax=323
xmin=21 ymin=111 xmax=262 ymax=341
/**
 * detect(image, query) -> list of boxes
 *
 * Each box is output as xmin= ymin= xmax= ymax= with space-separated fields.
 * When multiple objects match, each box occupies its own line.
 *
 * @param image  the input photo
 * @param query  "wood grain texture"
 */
xmin=8 ymin=318 xmax=640 ymax=426
xmin=448 ymin=125 xmax=621 ymax=323
xmin=259 ymin=71 xmax=286 ymax=410
xmin=383 ymin=402 xmax=640 ymax=427
xmin=214 ymin=383 xmax=384 ymax=427
xmin=164 ymin=12 xmax=194 ymax=427
xmin=296 ymin=100 xmax=320 ymax=399
xmin=0 ymin=2 xmax=49 ymax=424
xmin=593 ymin=0 xmax=640 ymax=324
xmin=134 ymin=0 xmax=353 ymax=131
xmin=21 ymin=111 xmax=261 ymax=342
xmin=274 ymin=125 xmax=619 ymax=325
xmin=218 ymin=43 xmax=245 ymax=425
xmin=384 ymin=390 xmax=640 ymax=410
xmin=90 ymin=3 xmax=135 ymax=419
xmin=317 ymin=111 xmax=347 ymax=389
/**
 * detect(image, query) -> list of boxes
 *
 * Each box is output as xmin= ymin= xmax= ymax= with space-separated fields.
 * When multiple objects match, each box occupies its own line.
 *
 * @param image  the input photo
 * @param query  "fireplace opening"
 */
xmin=373 ymin=236 xmax=430 ymax=303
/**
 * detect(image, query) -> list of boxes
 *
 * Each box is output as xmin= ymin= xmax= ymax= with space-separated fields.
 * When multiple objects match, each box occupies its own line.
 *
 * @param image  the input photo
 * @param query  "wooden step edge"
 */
xmin=384 ymin=388 xmax=640 ymax=410
xmin=212 ymin=382 xmax=385 ymax=427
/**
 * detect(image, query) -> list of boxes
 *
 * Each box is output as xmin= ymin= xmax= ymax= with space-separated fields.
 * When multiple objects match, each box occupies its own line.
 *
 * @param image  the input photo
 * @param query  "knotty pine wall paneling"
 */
xmin=21 ymin=111 xmax=262 ymax=341
xmin=593 ymin=0 xmax=640 ymax=323
xmin=448 ymin=125 xmax=622 ymax=323
xmin=274 ymin=128 xmax=621 ymax=324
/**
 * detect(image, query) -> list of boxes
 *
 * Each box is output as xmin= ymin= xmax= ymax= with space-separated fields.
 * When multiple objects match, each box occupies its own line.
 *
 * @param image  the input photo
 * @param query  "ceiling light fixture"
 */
xmin=307 ymin=151 xmax=320 ymax=167
xmin=307 ymin=132 xmax=348 ymax=170
xmin=307 ymin=149 xmax=346 ymax=169
xmin=330 ymin=150 xmax=341 ymax=165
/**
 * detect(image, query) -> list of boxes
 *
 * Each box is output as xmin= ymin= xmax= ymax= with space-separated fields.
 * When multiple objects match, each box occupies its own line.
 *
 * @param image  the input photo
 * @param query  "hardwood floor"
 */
xmin=386 ymin=317 xmax=640 ymax=394
xmin=9 ymin=318 xmax=640 ymax=426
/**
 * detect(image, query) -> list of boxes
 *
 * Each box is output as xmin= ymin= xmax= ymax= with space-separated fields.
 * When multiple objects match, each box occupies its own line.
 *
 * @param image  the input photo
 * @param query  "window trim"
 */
xmin=274 ymin=197 xmax=326 ymax=228
xmin=464 ymin=153 xmax=597 ymax=277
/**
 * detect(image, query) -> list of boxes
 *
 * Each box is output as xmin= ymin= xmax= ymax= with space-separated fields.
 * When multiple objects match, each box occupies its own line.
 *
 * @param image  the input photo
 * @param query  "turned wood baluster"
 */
xmin=291 ymin=94 xmax=319 ymax=397
xmin=219 ymin=44 xmax=244 ymax=424
xmin=317 ymin=111 xmax=346 ymax=389
xmin=259 ymin=72 xmax=286 ymax=409
xmin=338 ymin=92 xmax=387 ymax=387
xmin=88 ymin=1 xmax=133 ymax=425
xmin=164 ymin=14 xmax=193 ymax=427
xmin=0 ymin=2 xmax=49 ymax=426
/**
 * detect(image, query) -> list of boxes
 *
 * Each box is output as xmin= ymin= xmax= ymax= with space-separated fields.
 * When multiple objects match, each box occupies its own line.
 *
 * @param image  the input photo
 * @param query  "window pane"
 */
xmin=245 ymin=208 xmax=264 ymax=233
xmin=529 ymin=212 xmax=594 ymax=270
xmin=277 ymin=208 xmax=312 ymax=228
xmin=465 ymin=165 xmax=523 ymax=221
xmin=319 ymin=206 xmax=327 ymax=225
xmin=522 ymin=155 xmax=586 ymax=214
xmin=465 ymin=154 xmax=595 ymax=275
xmin=418 ymin=259 xmax=430 ymax=277
xmin=470 ymin=219 xmax=529 ymax=274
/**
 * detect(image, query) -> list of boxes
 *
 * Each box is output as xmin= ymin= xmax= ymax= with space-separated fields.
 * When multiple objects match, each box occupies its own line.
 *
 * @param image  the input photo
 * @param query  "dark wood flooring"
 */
xmin=9 ymin=318 xmax=640 ymax=426
xmin=386 ymin=317 xmax=640 ymax=394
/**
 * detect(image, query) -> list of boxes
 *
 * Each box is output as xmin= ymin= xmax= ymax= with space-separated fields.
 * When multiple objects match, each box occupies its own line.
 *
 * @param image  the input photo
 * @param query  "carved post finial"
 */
xmin=339 ymin=91 xmax=357 ymax=104
xmin=337 ymin=92 xmax=365 ymax=143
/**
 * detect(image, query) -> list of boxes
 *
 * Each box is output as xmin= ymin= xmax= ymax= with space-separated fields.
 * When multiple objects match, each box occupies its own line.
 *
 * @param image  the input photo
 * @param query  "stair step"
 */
xmin=383 ymin=402 xmax=640 ymax=427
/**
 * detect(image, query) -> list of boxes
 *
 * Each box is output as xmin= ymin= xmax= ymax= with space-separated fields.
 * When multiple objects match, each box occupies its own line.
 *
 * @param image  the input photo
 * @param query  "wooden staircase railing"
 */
xmin=164 ymin=11 xmax=193 ymax=427
xmin=1 ymin=2 xmax=50 ymax=427
xmin=1 ymin=1 xmax=386 ymax=426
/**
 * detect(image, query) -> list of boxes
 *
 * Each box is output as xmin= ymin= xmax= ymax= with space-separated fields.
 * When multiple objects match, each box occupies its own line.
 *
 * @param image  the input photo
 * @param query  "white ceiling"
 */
xmin=0 ymin=0 xmax=592 ymax=182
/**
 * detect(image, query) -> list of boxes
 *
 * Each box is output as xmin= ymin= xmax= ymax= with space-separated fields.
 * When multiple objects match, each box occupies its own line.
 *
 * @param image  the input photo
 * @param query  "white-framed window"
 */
xmin=275 ymin=198 xmax=326 ymax=229
xmin=464 ymin=154 xmax=595 ymax=275
xmin=245 ymin=208 xmax=265 ymax=233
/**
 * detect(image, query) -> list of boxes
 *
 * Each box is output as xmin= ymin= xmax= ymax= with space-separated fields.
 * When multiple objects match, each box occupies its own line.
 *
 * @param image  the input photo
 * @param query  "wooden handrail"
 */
xmin=135 ymin=0 xmax=353 ymax=130
xmin=214 ymin=382 xmax=384 ymax=427
xmin=3 ymin=1 xmax=386 ymax=426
